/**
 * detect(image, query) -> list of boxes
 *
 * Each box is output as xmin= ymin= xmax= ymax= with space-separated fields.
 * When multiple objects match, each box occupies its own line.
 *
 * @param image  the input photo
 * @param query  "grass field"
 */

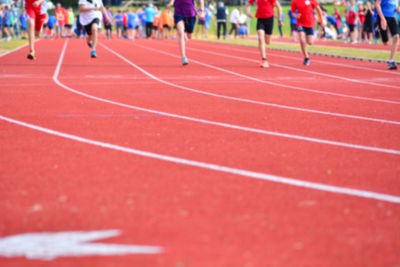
xmin=0 ymin=39 xmax=28 ymax=56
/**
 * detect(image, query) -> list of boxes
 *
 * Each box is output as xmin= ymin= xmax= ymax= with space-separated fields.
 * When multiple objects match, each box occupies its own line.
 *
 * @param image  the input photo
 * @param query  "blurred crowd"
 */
xmin=1 ymin=0 xmax=400 ymax=45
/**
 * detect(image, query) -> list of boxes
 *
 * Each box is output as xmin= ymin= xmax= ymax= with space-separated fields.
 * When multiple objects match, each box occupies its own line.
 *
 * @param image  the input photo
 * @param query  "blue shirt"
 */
xmin=288 ymin=10 xmax=297 ymax=24
xmin=115 ymin=13 xmax=123 ymax=26
xmin=47 ymin=15 xmax=57 ymax=27
xmin=4 ymin=10 xmax=11 ymax=25
xmin=381 ymin=0 xmax=398 ymax=17
xmin=19 ymin=14 xmax=27 ymax=28
xmin=145 ymin=7 xmax=155 ymax=23
xmin=127 ymin=12 xmax=137 ymax=27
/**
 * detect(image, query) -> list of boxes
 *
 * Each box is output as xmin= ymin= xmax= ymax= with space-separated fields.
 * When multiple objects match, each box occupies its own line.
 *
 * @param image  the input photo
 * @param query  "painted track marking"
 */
xmin=132 ymin=43 xmax=400 ymax=106
xmin=54 ymin=40 xmax=400 ymax=155
xmin=1 ymin=114 xmax=400 ymax=204
xmin=101 ymin=42 xmax=400 ymax=126
xmin=196 ymin=40 xmax=400 ymax=76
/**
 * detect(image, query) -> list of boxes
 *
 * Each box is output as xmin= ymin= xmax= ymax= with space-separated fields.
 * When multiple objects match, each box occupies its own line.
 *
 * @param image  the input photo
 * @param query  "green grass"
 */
xmin=0 ymin=39 xmax=28 ymax=55
xmin=200 ymin=36 xmax=400 ymax=62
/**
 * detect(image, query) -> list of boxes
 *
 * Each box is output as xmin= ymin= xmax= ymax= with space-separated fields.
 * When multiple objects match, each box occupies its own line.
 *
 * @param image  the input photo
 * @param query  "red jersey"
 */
xmin=291 ymin=0 xmax=319 ymax=28
xmin=123 ymin=14 xmax=128 ymax=27
xmin=55 ymin=7 xmax=65 ymax=25
xmin=358 ymin=9 xmax=365 ymax=23
xmin=248 ymin=0 xmax=276 ymax=19
xmin=25 ymin=0 xmax=38 ymax=10
xmin=347 ymin=10 xmax=356 ymax=25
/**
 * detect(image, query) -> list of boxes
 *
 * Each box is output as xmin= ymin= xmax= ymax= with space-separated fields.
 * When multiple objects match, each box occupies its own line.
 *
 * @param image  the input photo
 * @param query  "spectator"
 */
xmin=65 ymin=7 xmax=75 ymax=37
xmin=127 ymin=8 xmax=137 ymax=40
xmin=103 ymin=7 xmax=112 ymax=39
xmin=363 ymin=1 xmax=374 ymax=44
xmin=358 ymin=3 xmax=365 ymax=41
xmin=19 ymin=10 xmax=28 ymax=39
xmin=288 ymin=9 xmax=297 ymax=41
xmin=238 ymin=9 xmax=248 ymax=38
xmin=12 ymin=3 xmax=19 ymax=37
xmin=145 ymin=3 xmax=156 ymax=38
xmin=229 ymin=6 xmax=239 ymax=38
xmin=204 ymin=7 xmax=212 ymax=37
xmin=3 ymin=5 xmax=12 ymax=41
xmin=160 ymin=6 xmax=173 ymax=39
xmin=346 ymin=4 xmax=357 ymax=43
xmin=46 ymin=14 xmax=57 ymax=38
xmin=195 ymin=5 xmax=206 ymax=38
xmin=277 ymin=11 xmax=284 ymax=38
xmin=55 ymin=3 xmax=65 ymax=38
xmin=114 ymin=10 xmax=123 ymax=38
xmin=122 ymin=10 xmax=128 ymax=38
xmin=216 ymin=1 xmax=227 ymax=39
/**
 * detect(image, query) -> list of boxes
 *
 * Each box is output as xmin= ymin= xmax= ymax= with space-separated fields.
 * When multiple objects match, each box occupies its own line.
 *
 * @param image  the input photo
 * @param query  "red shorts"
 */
xmin=26 ymin=7 xmax=46 ymax=32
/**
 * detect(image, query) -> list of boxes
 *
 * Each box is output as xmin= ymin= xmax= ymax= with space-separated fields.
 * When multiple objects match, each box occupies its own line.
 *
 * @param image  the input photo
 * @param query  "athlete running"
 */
xmin=79 ymin=0 xmax=110 ymax=58
xmin=167 ymin=0 xmax=205 ymax=65
xmin=291 ymin=0 xmax=325 ymax=65
xmin=246 ymin=0 xmax=282 ymax=68
xmin=25 ymin=0 xmax=47 ymax=59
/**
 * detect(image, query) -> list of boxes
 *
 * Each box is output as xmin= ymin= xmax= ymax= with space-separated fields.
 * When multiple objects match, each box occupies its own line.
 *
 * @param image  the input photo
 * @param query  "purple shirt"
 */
xmin=174 ymin=0 xmax=196 ymax=17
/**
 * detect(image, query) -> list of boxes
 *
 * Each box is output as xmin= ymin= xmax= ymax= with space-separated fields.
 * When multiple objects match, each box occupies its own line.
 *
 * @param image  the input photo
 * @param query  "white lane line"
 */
xmin=178 ymin=44 xmax=400 ymax=90
xmin=115 ymin=42 xmax=400 ymax=126
xmin=132 ymin=43 xmax=400 ymax=106
xmin=1 ymin=114 xmax=400 ymax=204
xmin=103 ymin=43 xmax=400 ymax=126
xmin=197 ymin=40 xmax=400 ymax=76
xmin=54 ymin=40 xmax=400 ymax=155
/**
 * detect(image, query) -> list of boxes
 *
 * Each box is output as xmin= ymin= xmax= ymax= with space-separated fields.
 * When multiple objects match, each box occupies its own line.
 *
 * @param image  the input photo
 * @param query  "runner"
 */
xmin=25 ymin=0 xmax=47 ymax=59
xmin=79 ymin=0 xmax=110 ymax=58
xmin=376 ymin=0 xmax=399 ymax=70
xmin=167 ymin=0 xmax=205 ymax=65
xmin=291 ymin=0 xmax=325 ymax=65
xmin=246 ymin=0 xmax=283 ymax=68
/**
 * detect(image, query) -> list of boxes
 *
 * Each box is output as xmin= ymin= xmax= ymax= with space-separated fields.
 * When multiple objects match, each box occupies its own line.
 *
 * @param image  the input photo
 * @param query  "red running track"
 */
xmin=0 ymin=38 xmax=399 ymax=267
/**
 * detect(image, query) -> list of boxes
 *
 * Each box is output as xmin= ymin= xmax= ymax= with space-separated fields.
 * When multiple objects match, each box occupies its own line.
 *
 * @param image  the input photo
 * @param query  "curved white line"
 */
xmin=132 ymin=43 xmax=400 ymax=106
xmin=1 ymin=114 xmax=400 ymax=204
xmin=54 ymin=40 xmax=400 ymax=155
xmin=179 ymin=44 xmax=400 ymax=89
xmin=101 ymin=42 xmax=400 ymax=126
xmin=196 ymin=40 xmax=400 ymax=76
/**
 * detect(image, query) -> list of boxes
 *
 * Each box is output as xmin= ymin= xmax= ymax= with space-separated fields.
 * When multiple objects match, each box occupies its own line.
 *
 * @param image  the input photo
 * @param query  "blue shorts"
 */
xmin=174 ymin=15 xmax=196 ymax=34
xmin=297 ymin=25 xmax=314 ymax=36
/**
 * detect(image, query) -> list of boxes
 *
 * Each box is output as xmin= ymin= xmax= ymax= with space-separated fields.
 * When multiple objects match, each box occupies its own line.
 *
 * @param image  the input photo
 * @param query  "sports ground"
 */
xmin=0 ymin=38 xmax=400 ymax=266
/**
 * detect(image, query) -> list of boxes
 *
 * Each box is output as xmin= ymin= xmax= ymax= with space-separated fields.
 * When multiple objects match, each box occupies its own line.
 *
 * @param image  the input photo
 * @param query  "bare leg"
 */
xmin=28 ymin=18 xmax=35 ymax=52
xmin=92 ymin=23 xmax=98 ymax=50
xmin=299 ymin=31 xmax=308 ymax=59
xmin=390 ymin=34 xmax=399 ymax=61
xmin=177 ymin=21 xmax=186 ymax=58
xmin=257 ymin=29 xmax=266 ymax=59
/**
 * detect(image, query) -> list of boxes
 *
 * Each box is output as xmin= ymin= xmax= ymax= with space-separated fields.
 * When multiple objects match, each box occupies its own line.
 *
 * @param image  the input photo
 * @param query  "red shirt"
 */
xmin=248 ymin=0 xmax=276 ymax=19
xmin=55 ymin=7 xmax=65 ymax=25
xmin=358 ymin=9 xmax=365 ymax=23
xmin=291 ymin=0 xmax=319 ymax=28
xmin=123 ymin=14 xmax=128 ymax=26
xmin=347 ymin=10 xmax=356 ymax=25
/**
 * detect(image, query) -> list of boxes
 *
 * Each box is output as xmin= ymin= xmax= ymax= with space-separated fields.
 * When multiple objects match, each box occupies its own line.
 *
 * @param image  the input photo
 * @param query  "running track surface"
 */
xmin=1 ymin=38 xmax=400 ymax=267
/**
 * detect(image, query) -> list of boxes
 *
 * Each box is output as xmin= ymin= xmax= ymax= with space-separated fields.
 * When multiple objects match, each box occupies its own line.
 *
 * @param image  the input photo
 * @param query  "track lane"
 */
xmin=99 ymin=39 xmax=400 ymax=150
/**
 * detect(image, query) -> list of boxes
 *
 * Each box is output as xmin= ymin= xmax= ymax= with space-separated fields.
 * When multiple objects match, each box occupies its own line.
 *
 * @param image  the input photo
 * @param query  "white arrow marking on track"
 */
xmin=0 ymin=230 xmax=163 ymax=260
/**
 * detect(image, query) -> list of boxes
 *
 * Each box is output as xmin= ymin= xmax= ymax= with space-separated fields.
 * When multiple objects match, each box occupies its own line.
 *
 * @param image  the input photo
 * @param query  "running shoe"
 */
xmin=303 ymin=58 xmax=310 ymax=66
xmin=260 ymin=60 xmax=269 ymax=68
xmin=90 ymin=49 xmax=97 ymax=58
xmin=388 ymin=61 xmax=398 ymax=70
xmin=182 ymin=56 xmax=189 ymax=66
xmin=27 ymin=51 xmax=35 ymax=60
xmin=87 ymin=40 xmax=93 ymax=48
